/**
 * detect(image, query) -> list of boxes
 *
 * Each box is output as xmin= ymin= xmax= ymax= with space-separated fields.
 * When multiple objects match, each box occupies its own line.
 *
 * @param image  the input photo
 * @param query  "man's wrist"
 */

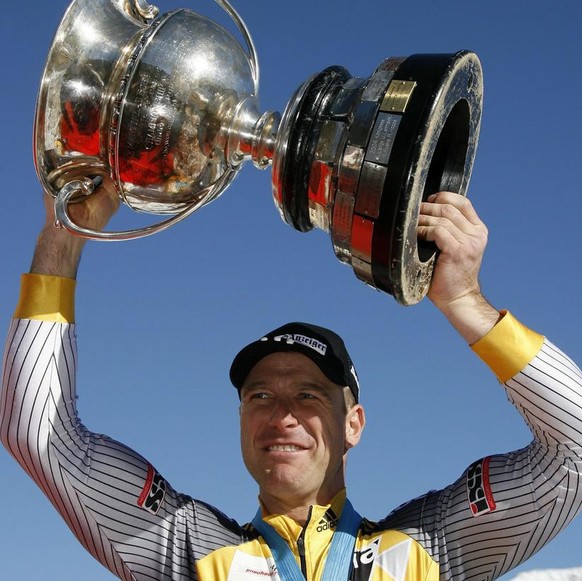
xmin=30 ymin=224 xmax=85 ymax=280
xmin=433 ymin=291 xmax=502 ymax=345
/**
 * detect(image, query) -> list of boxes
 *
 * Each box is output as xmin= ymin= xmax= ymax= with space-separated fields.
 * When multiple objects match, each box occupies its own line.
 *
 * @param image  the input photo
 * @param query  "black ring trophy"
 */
xmin=34 ymin=0 xmax=483 ymax=305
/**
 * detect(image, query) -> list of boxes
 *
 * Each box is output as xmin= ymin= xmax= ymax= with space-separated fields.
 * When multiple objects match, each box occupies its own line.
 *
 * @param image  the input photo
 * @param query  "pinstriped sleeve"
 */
xmin=0 ymin=317 xmax=244 ymax=580
xmin=385 ymin=320 xmax=582 ymax=580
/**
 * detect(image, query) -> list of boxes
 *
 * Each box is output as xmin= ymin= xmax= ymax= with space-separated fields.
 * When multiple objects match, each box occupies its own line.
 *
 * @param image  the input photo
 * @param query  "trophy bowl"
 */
xmin=34 ymin=0 xmax=483 ymax=305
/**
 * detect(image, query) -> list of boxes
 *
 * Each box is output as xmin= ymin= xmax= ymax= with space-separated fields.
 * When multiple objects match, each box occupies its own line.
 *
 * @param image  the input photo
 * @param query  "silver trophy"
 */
xmin=34 ymin=0 xmax=483 ymax=304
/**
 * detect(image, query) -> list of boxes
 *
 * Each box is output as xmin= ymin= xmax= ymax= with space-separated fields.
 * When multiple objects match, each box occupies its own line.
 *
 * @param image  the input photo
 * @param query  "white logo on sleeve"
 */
xmin=227 ymin=551 xmax=280 ymax=580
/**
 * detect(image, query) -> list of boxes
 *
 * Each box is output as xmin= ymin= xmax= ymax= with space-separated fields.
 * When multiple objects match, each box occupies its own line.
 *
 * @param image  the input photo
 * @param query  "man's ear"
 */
xmin=345 ymin=404 xmax=366 ymax=450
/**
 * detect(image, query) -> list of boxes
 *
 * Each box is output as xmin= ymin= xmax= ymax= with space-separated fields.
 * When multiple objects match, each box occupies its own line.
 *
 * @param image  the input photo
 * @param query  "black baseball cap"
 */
xmin=229 ymin=322 xmax=360 ymax=403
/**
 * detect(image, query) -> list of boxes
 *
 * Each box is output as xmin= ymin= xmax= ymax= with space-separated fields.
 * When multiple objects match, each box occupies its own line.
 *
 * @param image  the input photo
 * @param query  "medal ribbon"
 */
xmin=252 ymin=498 xmax=362 ymax=581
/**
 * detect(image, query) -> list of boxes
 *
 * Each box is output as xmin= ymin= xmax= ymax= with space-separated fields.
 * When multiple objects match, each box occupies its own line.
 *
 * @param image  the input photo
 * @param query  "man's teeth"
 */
xmin=268 ymin=445 xmax=301 ymax=452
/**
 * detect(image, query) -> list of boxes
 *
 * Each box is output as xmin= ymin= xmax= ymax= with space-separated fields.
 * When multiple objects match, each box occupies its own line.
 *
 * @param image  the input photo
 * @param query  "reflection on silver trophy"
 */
xmin=34 ymin=0 xmax=483 ymax=304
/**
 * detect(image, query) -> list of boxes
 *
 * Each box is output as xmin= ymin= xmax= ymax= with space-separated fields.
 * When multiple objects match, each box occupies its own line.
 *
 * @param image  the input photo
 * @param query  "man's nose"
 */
xmin=268 ymin=399 xmax=299 ymax=428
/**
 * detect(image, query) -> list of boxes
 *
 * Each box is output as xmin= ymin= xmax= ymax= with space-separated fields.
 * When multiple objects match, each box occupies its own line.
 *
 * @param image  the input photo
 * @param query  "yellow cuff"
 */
xmin=471 ymin=311 xmax=544 ymax=383
xmin=14 ymin=274 xmax=76 ymax=323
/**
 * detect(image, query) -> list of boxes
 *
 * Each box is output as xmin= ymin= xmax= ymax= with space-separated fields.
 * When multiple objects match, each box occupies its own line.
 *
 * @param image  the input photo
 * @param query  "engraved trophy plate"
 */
xmin=34 ymin=0 xmax=483 ymax=305
xmin=355 ymin=162 xmax=386 ymax=219
xmin=380 ymin=80 xmax=417 ymax=113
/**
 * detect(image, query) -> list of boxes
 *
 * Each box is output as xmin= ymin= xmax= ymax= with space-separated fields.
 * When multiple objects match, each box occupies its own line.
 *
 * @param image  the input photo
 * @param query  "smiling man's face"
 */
xmin=239 ymin=351 xmax=364 ymax=512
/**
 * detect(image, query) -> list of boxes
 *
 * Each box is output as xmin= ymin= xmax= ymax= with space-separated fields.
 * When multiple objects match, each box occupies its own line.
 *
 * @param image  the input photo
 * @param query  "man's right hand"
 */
xmin=30 ymin=177 xmax=120 ymax=279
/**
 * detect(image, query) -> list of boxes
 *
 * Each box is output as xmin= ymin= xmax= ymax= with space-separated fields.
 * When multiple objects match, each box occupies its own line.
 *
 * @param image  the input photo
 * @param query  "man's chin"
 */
xmin=259 ymin=465 xmax=310 ymax=492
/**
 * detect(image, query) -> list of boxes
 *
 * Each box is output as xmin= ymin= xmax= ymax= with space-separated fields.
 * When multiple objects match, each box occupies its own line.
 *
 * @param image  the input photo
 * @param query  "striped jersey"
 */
xmin=2 ymin=274 xmax=582 ymax=580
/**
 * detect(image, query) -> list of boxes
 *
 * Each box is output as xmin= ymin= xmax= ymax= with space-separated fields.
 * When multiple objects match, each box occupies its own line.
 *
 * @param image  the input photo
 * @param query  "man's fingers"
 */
xmin=418 ymin=192 xmax=488 ymax=259
xmin=418 ymin=203 xmax=466 ymax=247
xmin=417 ymin=213 xmax=462 ymax=255
xmin=420 ymin=193 xmax=486 ymax=239
xmin=424 ymin=192 xmax=484 ymax=227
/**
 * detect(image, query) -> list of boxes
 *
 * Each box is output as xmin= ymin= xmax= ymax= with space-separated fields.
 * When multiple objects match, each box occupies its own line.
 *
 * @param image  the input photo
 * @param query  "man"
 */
xmin=2 ymin=185 xmax=582 ymax=580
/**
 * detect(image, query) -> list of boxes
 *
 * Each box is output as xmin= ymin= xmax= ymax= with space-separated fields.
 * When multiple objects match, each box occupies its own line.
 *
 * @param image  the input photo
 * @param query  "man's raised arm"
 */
xmin=30 ymin=182 xmax=119 ymax=279
xmin=0 ymin=186 xmax=226 ymax=580
xmin=411 ymin=192 xmax=582 ymax=579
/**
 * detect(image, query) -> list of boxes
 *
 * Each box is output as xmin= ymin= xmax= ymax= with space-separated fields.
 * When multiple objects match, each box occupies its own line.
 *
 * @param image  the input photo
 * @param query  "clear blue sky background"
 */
xmin=1 ymin=0 xmax=581 ymax=579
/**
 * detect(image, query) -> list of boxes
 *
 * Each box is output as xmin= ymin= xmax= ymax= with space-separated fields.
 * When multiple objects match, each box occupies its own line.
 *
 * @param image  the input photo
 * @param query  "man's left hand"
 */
xmin=418 ymin=191 xmax=498 ymax=343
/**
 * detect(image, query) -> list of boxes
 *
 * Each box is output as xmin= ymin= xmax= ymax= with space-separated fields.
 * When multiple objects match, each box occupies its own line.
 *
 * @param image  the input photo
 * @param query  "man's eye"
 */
xmin=298 ymin=393 xmax=317 ymax=400
xmin=250 ymin=392 xmax=270 ymax=400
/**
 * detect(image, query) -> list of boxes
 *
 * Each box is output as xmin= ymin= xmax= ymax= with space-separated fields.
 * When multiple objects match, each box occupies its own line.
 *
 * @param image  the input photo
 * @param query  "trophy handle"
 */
xmin=213 ymin=0 xmax=259 ymax=91
xmin=131 ymin=0 xmax=259 ymax=92
xmin=132 ymin=0 xmax=160 ymax=20
xmin=54 ymin=172 xmax=237 ymax=241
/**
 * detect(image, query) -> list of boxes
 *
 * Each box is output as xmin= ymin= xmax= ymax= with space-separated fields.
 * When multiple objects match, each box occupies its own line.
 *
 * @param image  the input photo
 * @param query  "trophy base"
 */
xmin=272 ymin=51 xmax=483 ymax=305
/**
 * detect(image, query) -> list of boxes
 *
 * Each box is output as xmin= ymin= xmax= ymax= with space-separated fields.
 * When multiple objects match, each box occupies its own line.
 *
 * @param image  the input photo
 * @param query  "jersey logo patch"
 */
xmin=138 ymin=464 xmax=167 ymax=515
xmin=467 ymin=456 xmax=496 ymax=517
xmin=352 ymin=537 xmax=413 ymax=581
xmin=353 ymin=537 xmax=380 ymax=579
xmin=316 ymin=508 xmax=339 ymax=532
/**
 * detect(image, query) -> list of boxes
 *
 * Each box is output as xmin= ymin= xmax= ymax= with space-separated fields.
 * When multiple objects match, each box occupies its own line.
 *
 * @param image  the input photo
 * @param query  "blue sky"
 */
xmin=1 ymin=0 xmax=581 ymax=579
